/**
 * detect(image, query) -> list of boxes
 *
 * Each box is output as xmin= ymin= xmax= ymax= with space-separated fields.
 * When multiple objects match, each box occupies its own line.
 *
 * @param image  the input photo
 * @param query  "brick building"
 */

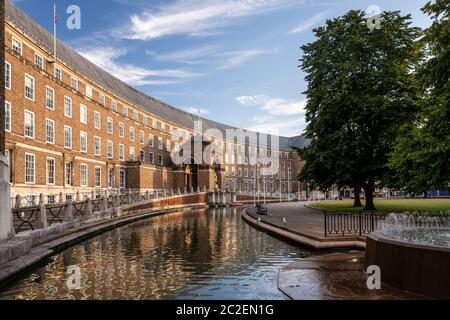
xmin=3 ymin=1 xmax=309 ymax=200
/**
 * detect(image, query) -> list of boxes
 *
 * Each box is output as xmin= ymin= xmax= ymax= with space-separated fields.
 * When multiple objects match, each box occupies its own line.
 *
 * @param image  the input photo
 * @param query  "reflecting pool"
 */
xmin=0 ymin=207 xmax=311 ymax=300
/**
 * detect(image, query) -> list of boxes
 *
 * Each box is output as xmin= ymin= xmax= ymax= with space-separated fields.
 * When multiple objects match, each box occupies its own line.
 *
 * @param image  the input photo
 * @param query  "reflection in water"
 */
xmin=0 ymin=207 xmax=311 ymax=300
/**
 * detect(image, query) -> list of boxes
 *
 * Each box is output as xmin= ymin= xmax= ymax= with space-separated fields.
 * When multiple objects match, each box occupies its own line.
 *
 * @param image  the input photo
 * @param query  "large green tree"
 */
xmin=299 ymin=10 xmax=422 ymax=210
xmin=389 ymin=0 xmax=450 ymax=193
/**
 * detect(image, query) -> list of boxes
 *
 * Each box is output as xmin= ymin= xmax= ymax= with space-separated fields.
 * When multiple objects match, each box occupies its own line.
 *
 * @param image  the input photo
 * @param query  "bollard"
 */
xmin=36 ymin=202 xmax=48 ymax=229
xmin=101 ymin=196 xmax=107 ymax=211
xmin=15 ymin=194 xmax=21 ymax=209
xmin=64 ymin=199 xmax=74 ymax=222
xmin=86 ymin=197 xmax=93 ymax=216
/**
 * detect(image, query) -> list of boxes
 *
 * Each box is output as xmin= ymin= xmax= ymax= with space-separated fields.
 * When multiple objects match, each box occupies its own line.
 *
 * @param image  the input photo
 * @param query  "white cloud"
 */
xmin=236 ymin=94 xmax=307 ymax=136
xmin=150 ymin=45 xmax=222 ymax=64
xmin=151 ymin=45 xmax=277 ymax=69
xmin=247 ymin=116 xmax=306 ymax=137
xmin=289 ymin=11 xmax=328 ymax=34
xmin=77 ymin=47 xmax=202 ymax=86
xmin=124 ymin=0 xmax=300 ymax=40
xmin=218 ymin=48 xmax=277 ymax=70
xmin=236 ymin=94 xmax=306 ymax=116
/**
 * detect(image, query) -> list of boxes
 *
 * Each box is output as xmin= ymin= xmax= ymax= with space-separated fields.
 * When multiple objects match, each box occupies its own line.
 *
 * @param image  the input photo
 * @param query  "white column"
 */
xmin=0 ymin=154 xmax=14 ymax=240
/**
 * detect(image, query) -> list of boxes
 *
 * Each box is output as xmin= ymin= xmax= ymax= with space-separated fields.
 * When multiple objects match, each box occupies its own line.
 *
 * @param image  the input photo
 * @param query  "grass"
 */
xmin=310 ymin=199 xmax=450 ymax=213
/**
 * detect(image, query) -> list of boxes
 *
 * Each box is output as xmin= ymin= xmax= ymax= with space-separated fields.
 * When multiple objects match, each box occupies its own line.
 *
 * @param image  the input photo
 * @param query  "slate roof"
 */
xmin=5 ymin=0 xmax=309 ymax=151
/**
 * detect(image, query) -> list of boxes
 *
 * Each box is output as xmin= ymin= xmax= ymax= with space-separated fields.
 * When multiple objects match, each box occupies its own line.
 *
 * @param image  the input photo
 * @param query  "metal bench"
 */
xmin=256 ymin=203 xmax=268 ymax=215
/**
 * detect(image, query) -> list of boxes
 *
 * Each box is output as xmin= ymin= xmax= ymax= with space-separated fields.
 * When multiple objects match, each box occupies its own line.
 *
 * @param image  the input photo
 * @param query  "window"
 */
xmin=99 ymin=94 xmax=105 ymax=106
xmin=143 ymin=116 xmax=148 ymax=126
xmin=64 ymin=96 xmax=72 ymax=117
xmin=54 ymin=66 xmax=62 ymax=81
xmin=25 ymin=153 xmax=35 ymax=184
xmin=166 ymin=140 xmax=171 ymax=152
xmin=5 ymin=101 xmax=11 ymax=132
xmin=161 ymin=123 xmax=166 ymax=132
xmin=170 ymin=126 xmax=175 ymax=135
xmin=12 ymin=37 xmax=22 ymax=55
xmin=35 ymin=54 xmax=44 ymax=69
xmin=80 ymin=164 xmax=88 ymax=187
xmin=94 ymin=111 xmax=101 ymax=129
xmin=86 ymin=85 xmax=93 ymax=98
xmin=94 ymin=167 xmax=101 ymax=188
xmin=108 ymin=168 xmax=115 ymax=188
xmin=80 ymin=131 xmax=88 ymax=152
xmin=129 ymin=127 xmax=135 ymax=142
xmin=46 ymin=158 xmax=55 ymax=185
xmin=5 ymin=62 xmax=11 ymax=90
xmin=133 ymin=111 xmax=138 ymax=121
xmin=120 ymin=170 xmax=126 ymax=189
xmin=111 ymin=101 xmax=117 ymax=111
xmin=106 ymin=118 xmax=113 ymax=134
xmin=119 ymin=122 xmax=125 ymax=138
xmin=158 ymin=137 xmax=163 ymax=150
xmin=119 ymin=144 xmax=125 ymax=161
xmin=152 ymin=119 xmax=157 ymax=129
xmin=139 ymin=150 xmax=145 ymax=162
xmin=64 ymin=126 xmax=72 ymax=148
xmin=24 ymin=110 xmax=35 ymax=138
xmin=129 ymin=147 xmax=135 ymax=161
xmin=107 ymin=141 xmax=113 ymax=159
xmin=46 ymin=86 xmax=55 ymax=110
xmin=71 ymin=77 xmax=78 ymax=90
xmin=148 ymin=152 xmax=154 ymax=164
xmin=139 ymin=130 xmax=145 ymax=145
xmin=123 ymin=107 xmax=128 ymax=117
xmin=94 ymin=136 xmax=101 ymax=156
xmin=24 ymin=74 xmax=35 ymax=100
xmin=65 ymin=162 xmax=73 ymax=186
xmin=158 ymin=155 xmax=163 ymax=166
xmin=46 ymin=119 xmax=55 ymax=144
xmin=149 ymin=134 xmax=154 ymax=147
xmin=80 ymin=104 xmax=88 ymax=124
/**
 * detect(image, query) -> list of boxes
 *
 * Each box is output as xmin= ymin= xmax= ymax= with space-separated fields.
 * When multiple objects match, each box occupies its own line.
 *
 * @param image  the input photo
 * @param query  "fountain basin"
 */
xmin=365 ymin=232 xmax=450 ymax=299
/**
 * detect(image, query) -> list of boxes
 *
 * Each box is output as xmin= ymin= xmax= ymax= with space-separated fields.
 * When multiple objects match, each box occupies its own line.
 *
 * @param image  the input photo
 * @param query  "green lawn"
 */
xmin=311 ymin=199 xmax=450 ymax=213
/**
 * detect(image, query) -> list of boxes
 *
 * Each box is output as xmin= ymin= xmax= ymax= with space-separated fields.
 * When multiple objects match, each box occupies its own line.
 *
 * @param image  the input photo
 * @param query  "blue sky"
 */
xmin=12 ymin=0 xmax=432 ymax=137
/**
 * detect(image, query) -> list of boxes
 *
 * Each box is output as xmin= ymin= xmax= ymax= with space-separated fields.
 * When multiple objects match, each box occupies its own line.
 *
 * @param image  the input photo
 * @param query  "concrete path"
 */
xmin=278 ymin=252 xmax=426 ymax=300
xmin=244 ymin=202 xmax=366 ymax=249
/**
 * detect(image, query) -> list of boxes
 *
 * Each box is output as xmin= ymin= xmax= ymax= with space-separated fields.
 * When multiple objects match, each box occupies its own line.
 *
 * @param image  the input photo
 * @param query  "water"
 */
xmin=0 ymin=207 xmax=311 ymax=300
xmin=377 ymin=212 xmax=450 ymax=247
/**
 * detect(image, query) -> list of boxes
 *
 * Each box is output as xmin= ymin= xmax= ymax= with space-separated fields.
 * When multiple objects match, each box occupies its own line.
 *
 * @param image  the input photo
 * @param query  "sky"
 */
xmin=11 ymin=0 xmax=433 ymax=137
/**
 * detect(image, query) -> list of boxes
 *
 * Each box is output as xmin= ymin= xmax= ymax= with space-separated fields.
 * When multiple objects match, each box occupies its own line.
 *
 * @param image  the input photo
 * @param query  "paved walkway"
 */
xmin=244 ymin=202 xmax=366 ymax=249
xmin=278 ymin=252 xmax=426 ymax=300
xmin=248 ymin=202 xmax=325 ymax=239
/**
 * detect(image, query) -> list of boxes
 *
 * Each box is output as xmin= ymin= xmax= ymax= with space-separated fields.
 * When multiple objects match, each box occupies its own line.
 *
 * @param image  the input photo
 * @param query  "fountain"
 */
xmin=365 ymin=212 xmax=450 ymax=299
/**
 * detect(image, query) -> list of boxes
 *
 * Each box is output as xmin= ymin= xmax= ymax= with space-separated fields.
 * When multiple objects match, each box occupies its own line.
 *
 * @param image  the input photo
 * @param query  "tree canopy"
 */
xmin=389 ymin=0 xmax=450 ymax=194
xmin=299 ymin=10 xmax=422 ymax=210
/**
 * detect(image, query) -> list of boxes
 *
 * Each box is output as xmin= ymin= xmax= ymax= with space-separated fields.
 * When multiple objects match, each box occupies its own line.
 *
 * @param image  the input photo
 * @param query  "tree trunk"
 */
xmin=363 ymin=181 xmax=376 ymax=211
xmin=353 ymin=187 xmax=362 ymax=208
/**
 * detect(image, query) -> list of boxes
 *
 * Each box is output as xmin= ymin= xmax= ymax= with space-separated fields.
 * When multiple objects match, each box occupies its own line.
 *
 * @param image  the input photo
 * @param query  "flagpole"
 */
xmin=53 ymin=0 xmax=57 ymax=60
